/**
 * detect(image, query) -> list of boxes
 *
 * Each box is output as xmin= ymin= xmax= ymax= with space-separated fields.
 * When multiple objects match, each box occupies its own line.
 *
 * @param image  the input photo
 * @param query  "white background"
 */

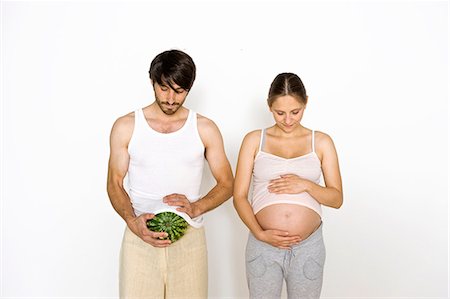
xmin=1 ymin=1 xmax=448 ymax=298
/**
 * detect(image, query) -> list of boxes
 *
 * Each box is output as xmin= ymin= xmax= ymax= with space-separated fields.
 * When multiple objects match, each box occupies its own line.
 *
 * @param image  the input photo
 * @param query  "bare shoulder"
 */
xmin=242 ymin=129 xmax=261 ymax=146
xmin=196 ymin=113 xmax=224 ymax=148
xmin=237 ymin=129 xmax=261 ymax=159
xmin=315 ymin=130 xmax=333 ymax=143
xmin=196 ymin=113 xmax=219 ymax=132
xmin=314 ymin=130 xmax=337 ymax=156
xmin=110 ymin=111 xmax=135 ymax=143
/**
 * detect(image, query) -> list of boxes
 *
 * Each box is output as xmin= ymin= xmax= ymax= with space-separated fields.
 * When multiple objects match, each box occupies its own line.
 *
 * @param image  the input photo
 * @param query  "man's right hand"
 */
xmin=126 ymin=213 xmax=171 ymax=248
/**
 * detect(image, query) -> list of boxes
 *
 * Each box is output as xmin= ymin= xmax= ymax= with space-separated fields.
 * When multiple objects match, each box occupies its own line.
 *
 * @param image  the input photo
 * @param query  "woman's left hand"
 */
xmin=268 ymin=174 xmax=310 ymax=194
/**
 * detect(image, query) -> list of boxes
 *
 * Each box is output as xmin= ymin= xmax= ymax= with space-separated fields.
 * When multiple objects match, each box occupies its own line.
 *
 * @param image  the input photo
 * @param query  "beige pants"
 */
xmin=119 ymin=226 xmax=208 ymax=299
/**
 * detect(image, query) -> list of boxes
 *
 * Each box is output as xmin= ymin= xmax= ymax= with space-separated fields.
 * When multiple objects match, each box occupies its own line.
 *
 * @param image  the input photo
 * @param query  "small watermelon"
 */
xmin=146 ymin=212 xmax=188 ymax=242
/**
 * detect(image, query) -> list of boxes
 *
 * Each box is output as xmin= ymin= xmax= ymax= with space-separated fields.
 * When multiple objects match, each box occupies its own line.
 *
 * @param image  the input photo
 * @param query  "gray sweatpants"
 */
xmin=245 ymin=223 xmax=326 ymax=299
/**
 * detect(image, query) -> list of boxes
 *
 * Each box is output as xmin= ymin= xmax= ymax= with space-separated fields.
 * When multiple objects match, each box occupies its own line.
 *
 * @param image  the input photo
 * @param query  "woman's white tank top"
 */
xmin=251 ymin=129 xmax=323 ymax=217
xmin=127 ymin=108 xmax=205 ymax=227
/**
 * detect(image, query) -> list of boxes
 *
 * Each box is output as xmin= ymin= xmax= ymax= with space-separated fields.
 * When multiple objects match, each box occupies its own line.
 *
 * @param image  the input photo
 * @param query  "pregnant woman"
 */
xmin=233 ymin=73 xmax=343 ymax=299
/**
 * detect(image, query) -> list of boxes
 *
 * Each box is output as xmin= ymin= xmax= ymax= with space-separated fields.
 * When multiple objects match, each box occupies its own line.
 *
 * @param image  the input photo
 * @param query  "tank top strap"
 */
xmin=259 ymin=129 xmax=266 ymax=152
xmin=134 ymin=109 xmax=144 ymax=130
xmin=140 ymin=108 xmax=153 ymax=131
xmin=187 ymin=109 xmax=196 ymax=127
xmin=311 ymin=130 xmax=315 ymax=153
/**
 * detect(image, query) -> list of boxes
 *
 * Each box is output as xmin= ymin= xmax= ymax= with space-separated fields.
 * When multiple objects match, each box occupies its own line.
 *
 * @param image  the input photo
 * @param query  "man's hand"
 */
xmin=163 ymin=193 xmax=200 ymax=218
xmin=126 ymin=213 xmax=171 ymax=248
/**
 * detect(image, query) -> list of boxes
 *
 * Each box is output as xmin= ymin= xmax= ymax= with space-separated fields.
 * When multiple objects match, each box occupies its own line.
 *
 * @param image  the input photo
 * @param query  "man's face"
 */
xmin=153 ymin=81 xmax=188 ymax=115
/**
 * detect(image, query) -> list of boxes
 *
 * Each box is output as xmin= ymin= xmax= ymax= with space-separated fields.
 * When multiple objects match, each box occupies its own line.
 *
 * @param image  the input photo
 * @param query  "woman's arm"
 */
xmin=306 ymin=132 xmax=343 ymax=208
xmin=233 ymin=131 xmax=264 ymax=235
xmin=233 ymin=131 xmax=301 ymax=249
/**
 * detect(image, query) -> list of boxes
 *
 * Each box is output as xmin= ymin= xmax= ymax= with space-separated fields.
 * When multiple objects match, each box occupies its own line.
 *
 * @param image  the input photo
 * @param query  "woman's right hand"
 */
xmin=256 ymin=229 xmax=302 ymax=249
xmin=126 ymin=213 xmax=172 ymax=248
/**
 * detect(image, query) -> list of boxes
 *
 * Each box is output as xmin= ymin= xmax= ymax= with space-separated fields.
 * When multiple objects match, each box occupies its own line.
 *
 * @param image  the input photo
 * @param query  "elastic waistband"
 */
xmin=290 ymin=221 xmax=323 ymax=250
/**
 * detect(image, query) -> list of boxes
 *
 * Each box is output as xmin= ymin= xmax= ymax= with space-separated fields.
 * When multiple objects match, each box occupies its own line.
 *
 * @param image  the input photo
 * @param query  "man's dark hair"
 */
xmin=149 ymin=49 xmax=196 ymax=91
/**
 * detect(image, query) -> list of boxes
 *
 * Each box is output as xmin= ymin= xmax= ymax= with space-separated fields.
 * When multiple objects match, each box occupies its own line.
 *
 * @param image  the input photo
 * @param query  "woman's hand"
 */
xmin=267 ymin=174 xmax=311 ymax=194
xmin=256 ymin=229 xmax=301 ymax=249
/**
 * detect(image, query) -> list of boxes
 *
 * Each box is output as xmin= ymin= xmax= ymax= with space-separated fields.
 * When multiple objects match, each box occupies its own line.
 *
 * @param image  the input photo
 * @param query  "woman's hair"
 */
xmin=149 ymin=49 xmax=196 ymax=91
xmin=267 ymin=73 xmax=307 ymax=106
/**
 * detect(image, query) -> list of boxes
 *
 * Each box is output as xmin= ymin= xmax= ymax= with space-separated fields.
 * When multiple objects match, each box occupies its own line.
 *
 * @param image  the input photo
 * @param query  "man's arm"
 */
xmin=107 ymin=114 xmax=170 ymax=247
xmin=165 ymin=115 xmax=234 ymax=218
xmin=107 ymin=115 xmax=135 ymax=222
xmin=194 ymin=116 xmax=234 ymax=216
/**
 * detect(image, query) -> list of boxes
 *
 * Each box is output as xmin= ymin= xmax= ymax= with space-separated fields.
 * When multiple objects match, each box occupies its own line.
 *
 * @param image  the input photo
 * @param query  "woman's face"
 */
xmin=270 ymin=95 xmax=306 ymax=133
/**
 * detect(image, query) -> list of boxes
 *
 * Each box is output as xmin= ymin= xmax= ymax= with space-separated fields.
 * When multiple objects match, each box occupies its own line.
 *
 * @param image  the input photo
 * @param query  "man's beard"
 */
xmin=156 ymin=98 xmax=184 ymax=115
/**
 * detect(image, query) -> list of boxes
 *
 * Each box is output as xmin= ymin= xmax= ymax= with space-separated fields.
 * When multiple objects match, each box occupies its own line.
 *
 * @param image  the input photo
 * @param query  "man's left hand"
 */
xmin=163 ymin=193 xmax=200 ymax=218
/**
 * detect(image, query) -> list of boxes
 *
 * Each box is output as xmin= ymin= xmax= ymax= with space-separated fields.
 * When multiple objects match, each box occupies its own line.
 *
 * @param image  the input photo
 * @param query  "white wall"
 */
xmin=1 ymin=1 xmax=448 ymax=298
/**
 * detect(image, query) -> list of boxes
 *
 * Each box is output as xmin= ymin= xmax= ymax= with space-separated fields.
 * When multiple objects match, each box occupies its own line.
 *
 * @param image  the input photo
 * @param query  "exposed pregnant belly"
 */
xmin=256 ymin=203 xmax=321 ymax=239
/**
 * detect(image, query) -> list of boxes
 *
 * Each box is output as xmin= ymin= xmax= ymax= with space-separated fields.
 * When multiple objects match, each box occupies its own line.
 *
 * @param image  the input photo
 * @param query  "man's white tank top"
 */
xmin=127 ymin=108 xmax=205 ymax=227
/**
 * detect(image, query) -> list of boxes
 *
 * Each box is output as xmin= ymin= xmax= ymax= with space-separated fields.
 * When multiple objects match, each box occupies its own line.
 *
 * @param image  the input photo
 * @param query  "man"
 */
xmin=107 ymin=49 xmax=234 ymax=298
